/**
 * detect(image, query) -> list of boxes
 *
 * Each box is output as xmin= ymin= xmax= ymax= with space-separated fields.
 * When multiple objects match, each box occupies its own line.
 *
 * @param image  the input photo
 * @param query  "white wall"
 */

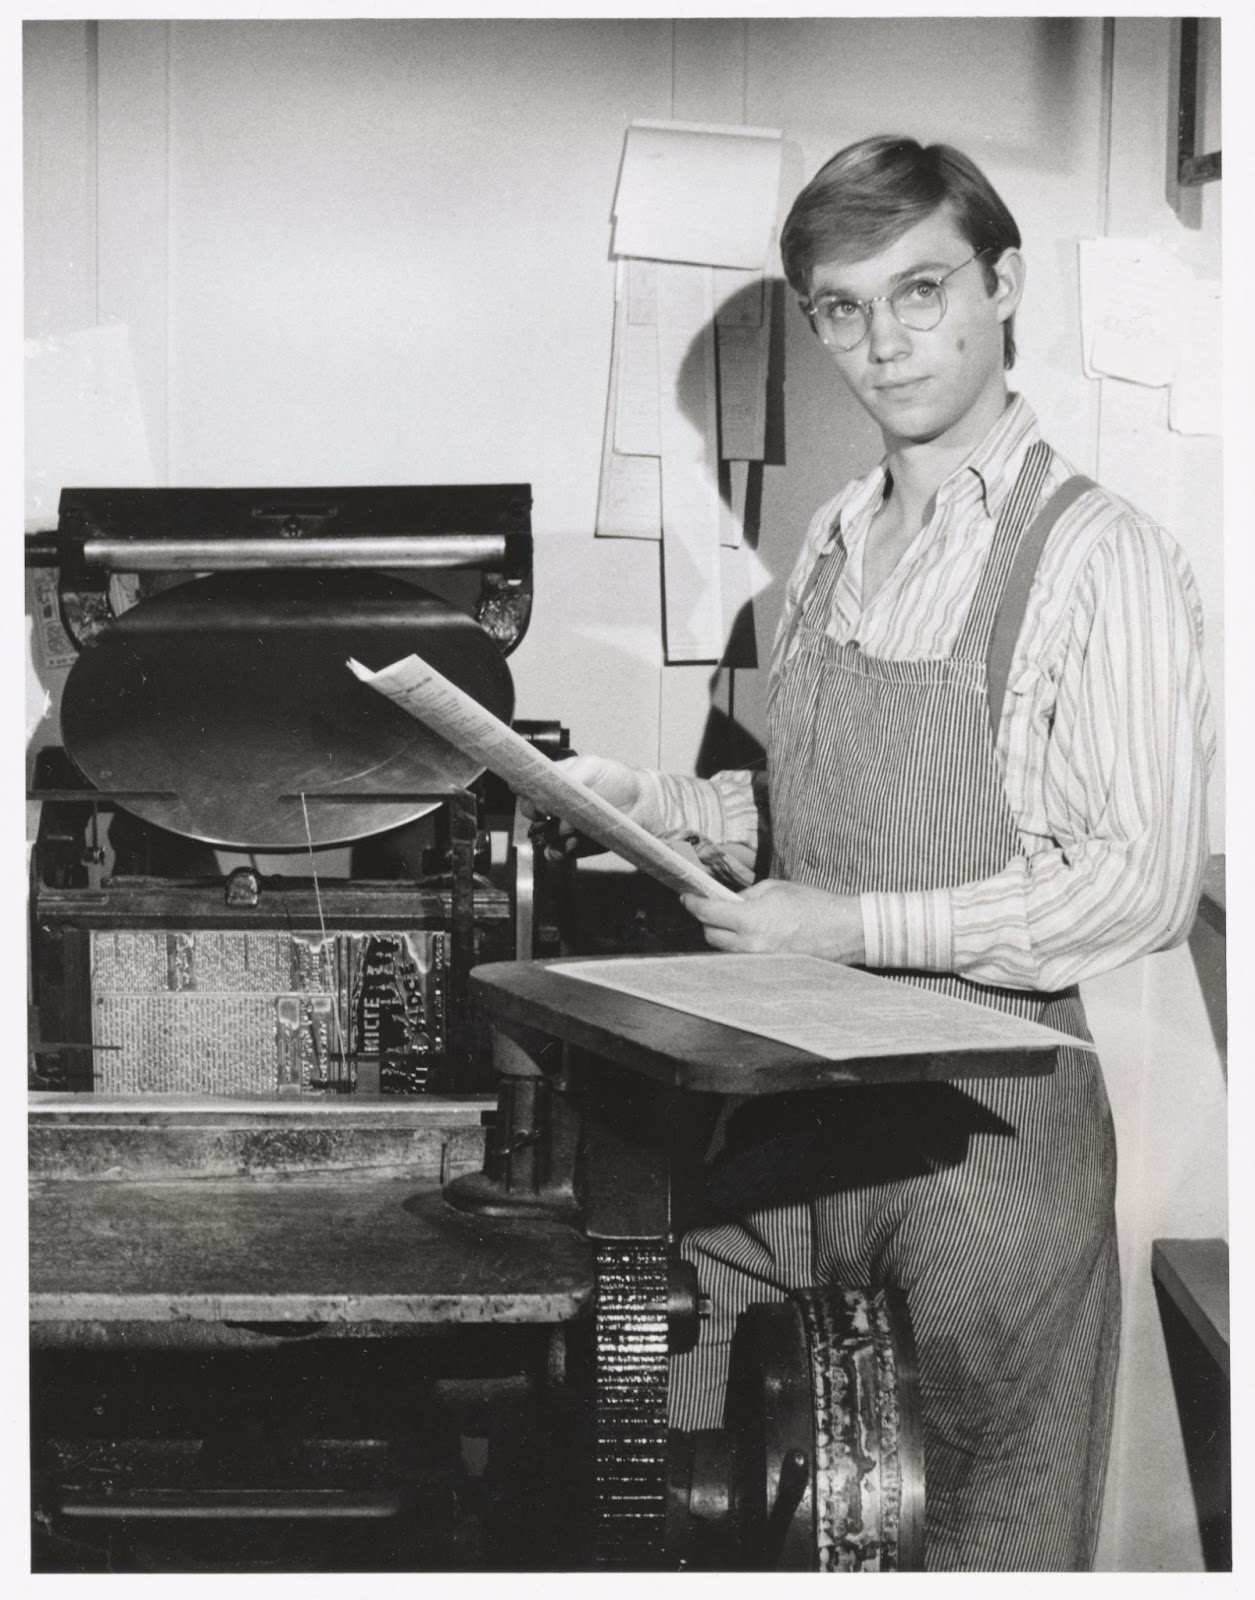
xmin=23 ymin=16 xmax=1225 ymax=1571
xmin=1082 ymin=18 xmax=1227 ymax=1574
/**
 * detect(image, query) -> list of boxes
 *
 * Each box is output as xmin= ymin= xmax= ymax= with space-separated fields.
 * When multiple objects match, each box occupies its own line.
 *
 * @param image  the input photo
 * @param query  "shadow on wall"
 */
xmin=665 ymin=257 xmax=876 ymax=778
xmin=663 ymin=274 xmax=787 ymax=777
xmin=1188 ymin=914 xmax=1226 ymax=1079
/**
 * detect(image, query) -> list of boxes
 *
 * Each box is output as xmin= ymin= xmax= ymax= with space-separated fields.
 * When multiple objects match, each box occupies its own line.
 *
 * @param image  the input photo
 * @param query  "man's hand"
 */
xmin=680 ymin=878 xmax=866 ymax=964
xmin=523 ymin=754 xmax=664 ymax=857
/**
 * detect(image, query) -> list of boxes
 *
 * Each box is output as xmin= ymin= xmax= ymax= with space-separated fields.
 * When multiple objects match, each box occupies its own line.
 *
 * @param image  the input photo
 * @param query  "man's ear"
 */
xmin=992 ymin=248 xmax=1025 ymax=325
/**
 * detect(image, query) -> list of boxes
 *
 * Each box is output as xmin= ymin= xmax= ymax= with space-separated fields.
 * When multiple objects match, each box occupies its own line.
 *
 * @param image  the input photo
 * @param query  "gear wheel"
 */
xmin=591 ymin=1241 xmax=671 ymax=1569
xmin=725 ymin=1283 xmax=925 ymax=1570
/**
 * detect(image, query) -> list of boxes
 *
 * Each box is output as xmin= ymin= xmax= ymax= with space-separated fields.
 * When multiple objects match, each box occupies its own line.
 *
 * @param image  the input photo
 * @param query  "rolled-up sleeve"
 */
xmin=861 ymin=518 xmax=1215 ymax=989
xmin=636 ymin=767 xmax=767 ymax=859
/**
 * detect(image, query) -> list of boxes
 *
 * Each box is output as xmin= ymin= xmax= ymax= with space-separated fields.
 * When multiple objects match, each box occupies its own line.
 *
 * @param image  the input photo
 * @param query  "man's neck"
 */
xmin=881 ymin=386 xmax=1011 ymax=531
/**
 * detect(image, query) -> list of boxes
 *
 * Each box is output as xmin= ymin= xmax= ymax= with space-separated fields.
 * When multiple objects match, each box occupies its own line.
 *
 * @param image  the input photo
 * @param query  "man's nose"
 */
xmin=866 ymin=299 xmax=910 ymax=362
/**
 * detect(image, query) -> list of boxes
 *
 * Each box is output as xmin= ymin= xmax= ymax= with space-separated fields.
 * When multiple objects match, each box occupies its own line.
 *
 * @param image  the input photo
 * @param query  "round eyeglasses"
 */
xmin=801 ymin=248 xmax=993 ymax=353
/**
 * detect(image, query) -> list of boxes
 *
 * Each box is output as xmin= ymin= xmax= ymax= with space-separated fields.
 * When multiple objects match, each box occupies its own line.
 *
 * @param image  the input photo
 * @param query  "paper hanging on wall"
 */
xmin=597 ymin=450 xmax=662 ymax=541
xmin=719 ymin=460 xmax=749 ymax=550
xmin=627 ymin=258 xmax=658 ymax=325
xmin=615 ymin=321 xmax=662 ymax=456
xmin=656 ymin=263 xmax=723 ymax=662
xmin=25 ymin=323 xmax=155 ymax=524
xmin=612 ymin=119 xmax=784 ymax=270
xmin=1168 ymin=279 xmax=1222 ymax=437
xmin=596 ymin=264 xmax=660 ymax=539
xmin=714 ymin=268 xmax=765 ymax=327
xmin=717 ymin=326 xmax=770 ymax=462
xmin=1077 ymin=239 xmax=1222 ymax=437
xmin=1078 ymin=239 xmax=1193 ymax=388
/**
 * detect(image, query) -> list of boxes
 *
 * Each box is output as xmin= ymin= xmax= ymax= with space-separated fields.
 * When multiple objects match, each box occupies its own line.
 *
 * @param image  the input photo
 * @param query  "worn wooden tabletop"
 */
xmin=471 ymin=959 xmax=1059 ymax=1094
xmin=30 ymin=1177 xmax=594 ymax=1332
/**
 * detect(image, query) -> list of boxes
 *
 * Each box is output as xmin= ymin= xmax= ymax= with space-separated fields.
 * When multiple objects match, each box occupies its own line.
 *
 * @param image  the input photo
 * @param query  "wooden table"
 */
xmin=31 ymin=961 xmax=1064 ymax=1336
xmin=29 ymin=1096 xmax=593 ymax=1346
xmin=469 ymin=958 xmax=1060 ymax=1096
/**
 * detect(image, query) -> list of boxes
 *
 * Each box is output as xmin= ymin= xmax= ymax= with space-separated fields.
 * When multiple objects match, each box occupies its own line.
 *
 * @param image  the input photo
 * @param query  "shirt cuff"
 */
xmin=634 ymin=770 xmax=726 ymax=841
xmin=860 ymin=887 xmax=955 ymax=972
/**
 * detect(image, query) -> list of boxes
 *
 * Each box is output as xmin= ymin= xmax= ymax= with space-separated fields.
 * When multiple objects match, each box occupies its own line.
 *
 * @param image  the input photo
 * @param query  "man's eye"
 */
xmin=898 ymin=278 xmax=942 ymax=306
xmin=822 ymin=300 xmax=862 ymax=322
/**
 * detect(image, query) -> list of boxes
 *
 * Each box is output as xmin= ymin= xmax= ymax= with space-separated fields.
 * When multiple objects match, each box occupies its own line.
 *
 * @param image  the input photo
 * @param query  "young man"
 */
xmin=561 ymin=137 xmax=1213 ymax=1569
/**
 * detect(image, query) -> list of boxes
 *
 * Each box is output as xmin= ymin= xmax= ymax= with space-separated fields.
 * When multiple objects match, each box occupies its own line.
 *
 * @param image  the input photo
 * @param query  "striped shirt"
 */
xmin=642 ymin=394 xmax=1215 ymax=991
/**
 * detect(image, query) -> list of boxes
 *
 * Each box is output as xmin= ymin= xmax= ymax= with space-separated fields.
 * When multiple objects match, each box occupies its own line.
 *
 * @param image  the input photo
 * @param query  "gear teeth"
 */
xmin=593 ymin=1242 xmax=670 ymax=1569
xmin=796 ymin=1286 xmax=905 ymax=1572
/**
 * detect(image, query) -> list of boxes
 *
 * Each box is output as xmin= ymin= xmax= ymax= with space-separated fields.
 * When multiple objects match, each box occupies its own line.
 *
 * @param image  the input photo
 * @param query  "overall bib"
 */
xmin=669 ymin=445 xmax=1121 ymax=1571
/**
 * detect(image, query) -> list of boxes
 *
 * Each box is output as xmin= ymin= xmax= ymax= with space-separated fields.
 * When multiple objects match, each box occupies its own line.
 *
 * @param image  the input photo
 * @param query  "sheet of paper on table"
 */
xmin=347 ymin=654 xmax=739 ymax=904
xmin=551 ymin=954 xmax=1093 ymax=1059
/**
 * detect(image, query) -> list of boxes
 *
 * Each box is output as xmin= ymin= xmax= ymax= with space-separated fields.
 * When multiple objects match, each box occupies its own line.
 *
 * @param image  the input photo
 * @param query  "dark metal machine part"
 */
xmin=59 ymin=570 xmax=513 ymax=850
xmin=718 ymin=1287 xmax=926 ymax=1571
xmin=27 ymin=483 xmax=536 ymax=653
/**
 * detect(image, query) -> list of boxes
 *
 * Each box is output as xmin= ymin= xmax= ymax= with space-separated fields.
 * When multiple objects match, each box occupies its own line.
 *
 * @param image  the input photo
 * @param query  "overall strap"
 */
xmin=775 ymin=517 xmax=848 ymax=669
xmin=954 ymin=440 xmax=1053 ymax=661
xmin=984 ymin=473 xmax=1095 ymax=736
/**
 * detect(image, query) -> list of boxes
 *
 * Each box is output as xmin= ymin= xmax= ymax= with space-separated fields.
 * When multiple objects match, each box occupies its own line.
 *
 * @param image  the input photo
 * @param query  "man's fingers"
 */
xmin=681 ymin=892 xmax=748 ymax=929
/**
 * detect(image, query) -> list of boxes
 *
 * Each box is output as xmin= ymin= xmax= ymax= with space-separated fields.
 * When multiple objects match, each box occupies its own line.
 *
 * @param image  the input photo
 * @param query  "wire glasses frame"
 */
xmin=801 ymin=248 xmax=995 ymax=353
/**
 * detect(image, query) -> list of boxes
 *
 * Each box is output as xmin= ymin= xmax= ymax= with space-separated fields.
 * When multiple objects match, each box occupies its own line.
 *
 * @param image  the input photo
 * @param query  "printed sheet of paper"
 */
xmin=717 ymin=325 xmax=770 ymax=462
xmin=597 ymin=449 xmax=662 ymax=540
xmin=596 ymin=265 xmax=661 ymax=540
xmin=612 ymin=120 xmax=784 ymax=270
xmin=615 ymin=320 xmax=662 ymax=456
xmin=553 ymin=954 xmax=1094 ymax=1059
xmin=348 ymin=655 xmax=738 ymax=903
xmin=1078 ymin=238 xmax=1189 ymax=389
xmin=1169 ymin=279 xmax=1222 ymax=436
xmin=657 ymin=263 xmax=723 ymax=661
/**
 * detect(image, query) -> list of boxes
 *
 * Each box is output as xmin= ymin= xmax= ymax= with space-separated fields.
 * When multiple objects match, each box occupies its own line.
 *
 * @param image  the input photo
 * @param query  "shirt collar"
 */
xmin=819 ymin=461 xmax=888 ymax=553
xmin=822 ymin=392 xmax=1043 ymax=549
xmin=952 ymin=392 xmax=1042 ymax=519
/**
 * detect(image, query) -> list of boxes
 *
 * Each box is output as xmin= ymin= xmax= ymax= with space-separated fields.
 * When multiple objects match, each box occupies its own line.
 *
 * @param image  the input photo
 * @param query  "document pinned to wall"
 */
xmin=596 ymin=121 xmax=784 ymax=657
xmin=596 ymin=262 xmax=661 ymax=540
xmin=1168 ymin=279 xmax=1222 ymax=437
xmin=657 ymin=263 xmax=723 ymax=662
xmin=615 ymin=263 xmax=662 ymax=458
xmin=1077 ymin=240 xmax=1222 ymax=436
xmin=612 ymin=119 xmax=784 ymax=270
xmin=1078 ymin=238 xmax=1187 ymax=388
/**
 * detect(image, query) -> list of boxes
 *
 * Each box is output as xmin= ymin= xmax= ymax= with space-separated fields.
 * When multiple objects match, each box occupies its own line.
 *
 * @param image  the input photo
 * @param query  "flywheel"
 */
xmin=723 ymin=1283 xmax=925 ymax=1570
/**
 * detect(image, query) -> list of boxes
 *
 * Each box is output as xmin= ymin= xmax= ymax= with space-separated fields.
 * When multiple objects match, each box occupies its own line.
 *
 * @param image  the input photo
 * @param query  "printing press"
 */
xmin=26 ymin=486 xmax=1061 ymax=1572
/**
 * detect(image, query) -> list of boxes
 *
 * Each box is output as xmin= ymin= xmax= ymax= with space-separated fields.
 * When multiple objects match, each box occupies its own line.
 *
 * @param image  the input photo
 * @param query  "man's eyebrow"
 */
xmin=814 ymin=260 xmax=953 ymax=299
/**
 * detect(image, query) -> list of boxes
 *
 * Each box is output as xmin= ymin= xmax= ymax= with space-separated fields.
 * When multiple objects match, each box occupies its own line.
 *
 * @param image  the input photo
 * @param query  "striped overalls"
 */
xmin=669 ymin=445 xmax=1121 ymax=1570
